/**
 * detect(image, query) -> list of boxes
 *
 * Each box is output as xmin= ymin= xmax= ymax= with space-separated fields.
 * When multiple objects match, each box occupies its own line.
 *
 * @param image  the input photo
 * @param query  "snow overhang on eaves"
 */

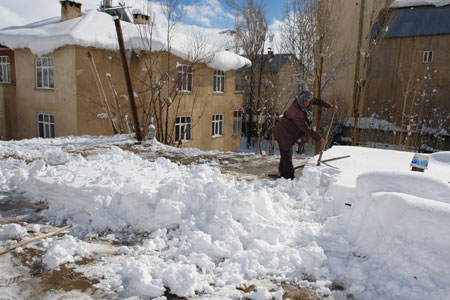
xmin=390 ymin=0 xmax=450 ymax=8
xmin=0 ymin=10 xmax=251 ymax=71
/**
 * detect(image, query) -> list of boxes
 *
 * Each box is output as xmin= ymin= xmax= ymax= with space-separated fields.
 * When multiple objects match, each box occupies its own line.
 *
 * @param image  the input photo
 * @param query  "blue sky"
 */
xmin=182 ymin=0 xmax=284 ymax=29
xmin=0 ymin=0 xmax=284 ymax=31
xmin=0 ymin=0 xmax=284 ymax=51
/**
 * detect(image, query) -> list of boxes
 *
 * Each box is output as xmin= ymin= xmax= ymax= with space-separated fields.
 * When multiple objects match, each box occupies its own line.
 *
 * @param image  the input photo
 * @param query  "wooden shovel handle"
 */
xmin=317 ymin=111 xmax=336 ymax=166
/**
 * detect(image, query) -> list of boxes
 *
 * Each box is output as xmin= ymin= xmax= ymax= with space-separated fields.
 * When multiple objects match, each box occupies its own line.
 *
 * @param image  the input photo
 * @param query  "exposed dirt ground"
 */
xmin=0 ymin=142 xmax=332 ymax=300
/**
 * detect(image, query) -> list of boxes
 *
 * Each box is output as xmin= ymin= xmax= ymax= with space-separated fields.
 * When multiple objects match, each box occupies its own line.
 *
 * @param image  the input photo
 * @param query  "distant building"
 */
xmin=236 ymin=50 xmax=301 ymax=116
xmin=0 ymin=0 xmax=250 ymax=152
xmin=326 ymin=0 xmax=449 ymax=151
xmin=361 ymin=3 xmax=450 ymax=151
xmin=323 ymin=0 xmax=394 ymax=116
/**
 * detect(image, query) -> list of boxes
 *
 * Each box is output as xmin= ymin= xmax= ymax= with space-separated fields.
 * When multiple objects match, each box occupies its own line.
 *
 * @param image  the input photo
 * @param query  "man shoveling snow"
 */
xmin=274 ymin=90 xmax=338 ymax=179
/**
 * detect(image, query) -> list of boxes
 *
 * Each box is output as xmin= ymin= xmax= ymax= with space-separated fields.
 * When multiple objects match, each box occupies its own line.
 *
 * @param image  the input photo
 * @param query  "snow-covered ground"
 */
xmin=1 ymin=135 xmax=449 ymax=300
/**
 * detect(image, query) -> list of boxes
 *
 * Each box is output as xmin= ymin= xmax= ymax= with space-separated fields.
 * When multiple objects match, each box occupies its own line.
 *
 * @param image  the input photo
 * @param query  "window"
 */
xmin=37 ymin=113 xmax=55 ymax=138
xmin=212 ymin=114 xmax=223 ymax=137
xmin=213 ymin=70 xmax=225 ymax=93
xmin=0 ymin=56 xmax=11 ymax=83
xmin=423 ymin=51 xmax=433 ymax=63
xmin=175 ymin=116 xmax=192 ymax=141
xmin=36 ymin=57 xmax=54 ymax=89
xmin=177 ymin=64 xmax=192 ymax=92
xmin=233 ymin=109 xmax=242 ymax=134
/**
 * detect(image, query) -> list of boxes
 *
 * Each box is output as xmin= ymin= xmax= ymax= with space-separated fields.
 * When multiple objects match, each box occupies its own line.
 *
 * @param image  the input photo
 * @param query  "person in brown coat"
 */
xmin=274 ymin=90 xmax=338 ymax=179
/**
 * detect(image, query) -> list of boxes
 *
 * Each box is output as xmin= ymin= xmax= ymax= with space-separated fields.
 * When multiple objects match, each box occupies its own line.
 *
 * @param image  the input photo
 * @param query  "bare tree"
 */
xmin=125 ymin=4 xmax=220 ymax=145
xmin=226 ymin=0 xmax=270 ymax=151
xmin=280 ymin=0 xmax=350 ymax=153
xmin=159 ymin=0 xmax=186 ymax=144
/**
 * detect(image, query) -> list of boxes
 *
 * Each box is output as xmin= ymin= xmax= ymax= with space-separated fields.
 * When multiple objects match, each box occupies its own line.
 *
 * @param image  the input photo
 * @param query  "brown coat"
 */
xmin=274 ymin=98 xmax=331 ymax=150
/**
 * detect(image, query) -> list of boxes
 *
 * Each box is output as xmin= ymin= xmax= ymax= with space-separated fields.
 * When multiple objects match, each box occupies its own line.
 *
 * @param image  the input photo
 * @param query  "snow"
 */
xmin=1 ymin=135 xmax=450 ymax=299
xmin=391 ymin=0 xmax=450 ymax=7
xmin=0 ymin=9 xmax=250 ymax=71
xmin=42 ymin=235 xmax=90 ymax=270
xmin=341 ymin=117 xmax=402 ymax=131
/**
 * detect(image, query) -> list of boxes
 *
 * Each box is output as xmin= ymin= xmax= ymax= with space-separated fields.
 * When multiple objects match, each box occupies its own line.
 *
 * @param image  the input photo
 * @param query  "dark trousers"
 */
xmin=279 ymin=146 xmax=294 ymax=179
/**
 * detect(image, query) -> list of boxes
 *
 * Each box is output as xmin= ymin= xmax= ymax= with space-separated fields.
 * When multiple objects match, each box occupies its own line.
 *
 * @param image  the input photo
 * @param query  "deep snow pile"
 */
xmin=1 ymin=136 xmax=450 ymax=300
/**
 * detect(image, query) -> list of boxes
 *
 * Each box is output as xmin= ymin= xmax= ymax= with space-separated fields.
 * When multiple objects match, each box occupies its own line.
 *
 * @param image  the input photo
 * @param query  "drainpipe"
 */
xmin=351 ymin=0 xmax=366 ymax=146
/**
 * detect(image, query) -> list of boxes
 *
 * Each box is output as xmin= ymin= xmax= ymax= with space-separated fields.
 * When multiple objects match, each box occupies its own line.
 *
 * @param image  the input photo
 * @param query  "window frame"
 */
xmin=212 ymin=114 xmax=224 ymax=137
xmin=37 ymin=113 xmax=55 ymax=138
xmin=36 ymin=57 xmax=54 ymax=89
xmin=213 ymin=70 xmax=225 ymax=93
xmin=177 ymin=64 xmax=193 ymax=92
xmin=233 ymin=109 xmax=243 ymax=135
xmin=423 ymin=50 xmax=433 ymax=63
xmin=175 ymin=116 xmax=192 ymax=142
xmin=0 ymin=56 xmax=11 ymax=84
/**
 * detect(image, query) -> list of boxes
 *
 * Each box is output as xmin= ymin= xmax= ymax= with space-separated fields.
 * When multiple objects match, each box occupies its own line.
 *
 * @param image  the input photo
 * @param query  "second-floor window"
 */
xmin=177 ymin=64 xmax=192 ymax=92
xmin=36 ymin=57 xmax=54 ymax=89
xmin=423 ymin=50 xmax=433 ymax=63
xmin=175 ymin=116 xmax=192 ymax=141
xmin=213 ymin=70 xmax=225 ymax=93
xmin=0 ymin=56 xmax=11 ymax=83
xmin=37 ymin=113 xmax=55 ymax=138
xmin=212 ymin=114 xmax=223 ymax=137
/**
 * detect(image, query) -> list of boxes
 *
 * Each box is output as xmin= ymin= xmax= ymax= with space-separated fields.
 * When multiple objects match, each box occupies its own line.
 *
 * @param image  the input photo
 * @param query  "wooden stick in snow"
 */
xmin=87 ymin=51 xmax=118 ymax=134
xmin=0 ymin=225 xmax=71 ymax=256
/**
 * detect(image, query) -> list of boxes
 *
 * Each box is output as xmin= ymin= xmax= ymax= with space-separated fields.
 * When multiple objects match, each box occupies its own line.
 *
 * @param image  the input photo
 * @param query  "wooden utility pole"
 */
xmin=114 ymin=18 xmax=143 ymax=142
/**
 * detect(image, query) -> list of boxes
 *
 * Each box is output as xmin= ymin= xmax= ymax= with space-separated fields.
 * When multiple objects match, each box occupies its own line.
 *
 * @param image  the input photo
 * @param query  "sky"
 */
xmin=0 ymin=0 xmax=284 ymax=34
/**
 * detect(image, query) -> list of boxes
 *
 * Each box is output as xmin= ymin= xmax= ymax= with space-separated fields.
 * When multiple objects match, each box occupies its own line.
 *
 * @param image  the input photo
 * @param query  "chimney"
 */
xmin=268 ymin=48 xmax=274 ymax=58
xmin=132 ymin=9 xmax=150 ymax=25
xmin=60 ymin=0 xmax=82 ymax=22
xmin=102 ymin=0 xmax=113 ymax=10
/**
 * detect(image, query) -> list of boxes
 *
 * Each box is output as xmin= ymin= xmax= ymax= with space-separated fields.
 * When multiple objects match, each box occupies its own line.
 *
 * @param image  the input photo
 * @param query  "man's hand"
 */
xmin=320 ymin=138 xmax=327 ymax=145
xmin=330 ymin=105 xmax=338 ymax=113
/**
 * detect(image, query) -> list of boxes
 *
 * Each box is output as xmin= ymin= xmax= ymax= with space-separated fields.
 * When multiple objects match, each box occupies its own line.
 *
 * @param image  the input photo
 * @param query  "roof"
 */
xmin=390 ymin=0 xmax=450 ymax=8
xmin=238 ymin=54 xmax=296 ymax=73
xmin=0 ymin=10 xmax=250 ymax=72
xmin=386 ymin=5 xmax=450 ymax=38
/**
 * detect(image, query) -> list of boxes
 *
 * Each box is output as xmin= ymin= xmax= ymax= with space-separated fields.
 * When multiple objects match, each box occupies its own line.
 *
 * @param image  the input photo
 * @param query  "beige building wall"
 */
xmin=324 ymin=0 xmax=394 ymax=115
xmin=75 ymin=47 xmax=126 ymax=136
xmin=74 ymin=47 xmax=243 ymax=151
xmin=14 ymin=47 xmax=78 ymax=139
xmin=157 ymin=54 xmax=243 ymax=151
xmin=5 ymin=43 xmax=243 ymax=151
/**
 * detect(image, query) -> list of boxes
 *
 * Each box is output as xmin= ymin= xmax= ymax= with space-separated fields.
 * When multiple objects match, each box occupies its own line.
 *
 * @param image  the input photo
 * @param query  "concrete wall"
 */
xmin=14 ymin=47 xmax=78 ymax=139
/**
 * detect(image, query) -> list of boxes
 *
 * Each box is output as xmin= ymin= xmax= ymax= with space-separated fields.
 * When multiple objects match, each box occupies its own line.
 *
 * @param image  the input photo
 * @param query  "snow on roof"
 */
xmin=390 ymin=0 xmax=450 ymax=8
xmin=0 ymin=9 xmax=250 ymax=71
xmin=59 ymin=0 xmax=84 ymax=4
